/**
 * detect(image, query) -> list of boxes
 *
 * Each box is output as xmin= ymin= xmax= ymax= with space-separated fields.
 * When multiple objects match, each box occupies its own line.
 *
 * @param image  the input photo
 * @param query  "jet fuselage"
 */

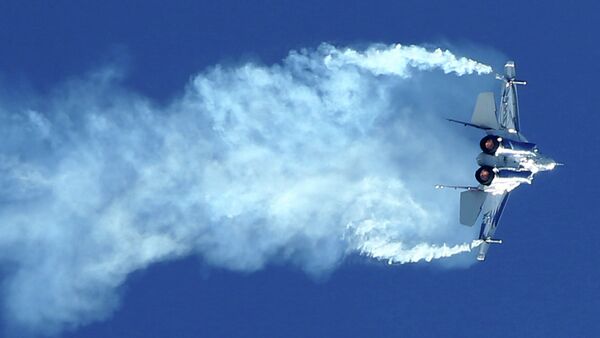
xmin=475 ymin=132 xmax=556 ymax=195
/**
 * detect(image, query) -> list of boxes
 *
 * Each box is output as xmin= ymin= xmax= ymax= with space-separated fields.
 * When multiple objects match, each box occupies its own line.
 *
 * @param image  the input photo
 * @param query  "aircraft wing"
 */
xmin=498 ymin=61 xmax=521 ymax=132
xmin=476 ymin=192 xmax=510 ymax=261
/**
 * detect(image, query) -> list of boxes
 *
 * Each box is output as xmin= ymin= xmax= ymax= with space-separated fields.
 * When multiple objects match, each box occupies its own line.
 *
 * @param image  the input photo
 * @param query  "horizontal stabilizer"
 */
xmin=446 ymin=118 xmax=492 ymax=130
xmin=471 ymin=92 xmax=499 ymax=130
xmin=460 ymin=190 xmax=488 ymax=226
xmin=435 ymin=184 xmax=481 ymax=191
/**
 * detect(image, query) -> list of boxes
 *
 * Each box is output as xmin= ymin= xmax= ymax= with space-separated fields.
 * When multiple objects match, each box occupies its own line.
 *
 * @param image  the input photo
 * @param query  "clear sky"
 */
xmin=0 ymin=1 xmax=598 ymax=337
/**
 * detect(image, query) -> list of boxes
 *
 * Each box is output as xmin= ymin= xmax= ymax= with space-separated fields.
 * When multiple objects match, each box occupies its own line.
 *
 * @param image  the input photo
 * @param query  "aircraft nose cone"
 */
xmin=541 ymin=156 xmax=560 ymax=171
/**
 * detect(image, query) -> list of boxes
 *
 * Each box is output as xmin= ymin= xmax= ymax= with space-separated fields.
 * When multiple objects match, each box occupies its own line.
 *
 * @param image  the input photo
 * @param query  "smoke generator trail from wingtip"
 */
xmin=0 ymin=43 xmax=494 ymax=334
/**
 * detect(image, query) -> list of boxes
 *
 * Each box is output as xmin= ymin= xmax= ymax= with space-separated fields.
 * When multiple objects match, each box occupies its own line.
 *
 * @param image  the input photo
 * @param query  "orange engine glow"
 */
xmin=479 ymin=169 xmax=491 ymax=181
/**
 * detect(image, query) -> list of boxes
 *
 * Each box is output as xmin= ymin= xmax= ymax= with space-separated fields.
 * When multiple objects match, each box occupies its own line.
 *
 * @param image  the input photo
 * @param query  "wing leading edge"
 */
xmin=498 ymin=61 xmax=522 ymax=133
xmin=476 ymin=192 xmax=510 ymax=261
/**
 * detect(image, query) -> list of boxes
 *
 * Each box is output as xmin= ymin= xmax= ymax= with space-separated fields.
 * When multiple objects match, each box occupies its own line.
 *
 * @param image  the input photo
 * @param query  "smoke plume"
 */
xmin=0 ymin=43 xmax=495 ymax=334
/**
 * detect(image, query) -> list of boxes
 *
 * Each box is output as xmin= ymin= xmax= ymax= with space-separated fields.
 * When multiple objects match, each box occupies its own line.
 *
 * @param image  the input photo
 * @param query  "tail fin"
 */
xmin=460 ymin=190 xmax=488 ymax=226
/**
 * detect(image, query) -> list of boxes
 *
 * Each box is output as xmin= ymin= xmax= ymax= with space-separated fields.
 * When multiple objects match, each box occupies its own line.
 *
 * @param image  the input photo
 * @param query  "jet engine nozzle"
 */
xmin=480 ymin=135 xmax=500 ymax=155
xmin=480 ymin=135 xmax=538 ymax=156
xmin=475 ymin=166 xmax=495 ymax=185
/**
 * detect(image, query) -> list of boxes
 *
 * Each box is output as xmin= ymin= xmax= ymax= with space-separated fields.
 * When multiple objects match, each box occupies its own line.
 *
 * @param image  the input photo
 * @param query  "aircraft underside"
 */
xmin=438 ymin=61 xmax=558 ymax=261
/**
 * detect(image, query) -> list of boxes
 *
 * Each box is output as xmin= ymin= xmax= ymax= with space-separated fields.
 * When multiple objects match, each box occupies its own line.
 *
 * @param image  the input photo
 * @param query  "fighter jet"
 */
xmin=437 ymin=61 xmax=558 ymax=261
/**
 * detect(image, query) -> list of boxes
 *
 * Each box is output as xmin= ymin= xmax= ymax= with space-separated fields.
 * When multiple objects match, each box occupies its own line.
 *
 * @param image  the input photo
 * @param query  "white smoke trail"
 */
xmin=0 ymin=43 xmax=494 ymax=335
xmin=323 ymin=43 xmax=493 ymax=76
xmin=355 ymin=237 xmax=485 ymax=265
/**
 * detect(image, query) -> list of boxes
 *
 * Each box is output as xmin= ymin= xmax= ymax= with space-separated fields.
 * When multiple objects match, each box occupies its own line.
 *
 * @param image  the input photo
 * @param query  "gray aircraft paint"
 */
xmin=440 ymin=61 xmax=558 ymax=261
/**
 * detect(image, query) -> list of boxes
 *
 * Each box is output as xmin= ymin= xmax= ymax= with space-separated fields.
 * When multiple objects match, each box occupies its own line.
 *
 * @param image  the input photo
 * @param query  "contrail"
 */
xmin=0 ymin=43 xmax=495 ymax=335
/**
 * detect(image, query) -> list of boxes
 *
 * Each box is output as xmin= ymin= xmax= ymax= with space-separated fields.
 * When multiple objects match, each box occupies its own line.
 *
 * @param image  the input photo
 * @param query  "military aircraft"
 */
xmin=436 ymin=61 xmax=558 ymax=261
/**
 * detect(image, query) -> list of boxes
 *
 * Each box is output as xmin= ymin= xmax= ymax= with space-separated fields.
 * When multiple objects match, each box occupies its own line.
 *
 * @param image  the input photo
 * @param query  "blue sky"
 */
xmin=0 ymin=1 xmax=598 ymax=337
